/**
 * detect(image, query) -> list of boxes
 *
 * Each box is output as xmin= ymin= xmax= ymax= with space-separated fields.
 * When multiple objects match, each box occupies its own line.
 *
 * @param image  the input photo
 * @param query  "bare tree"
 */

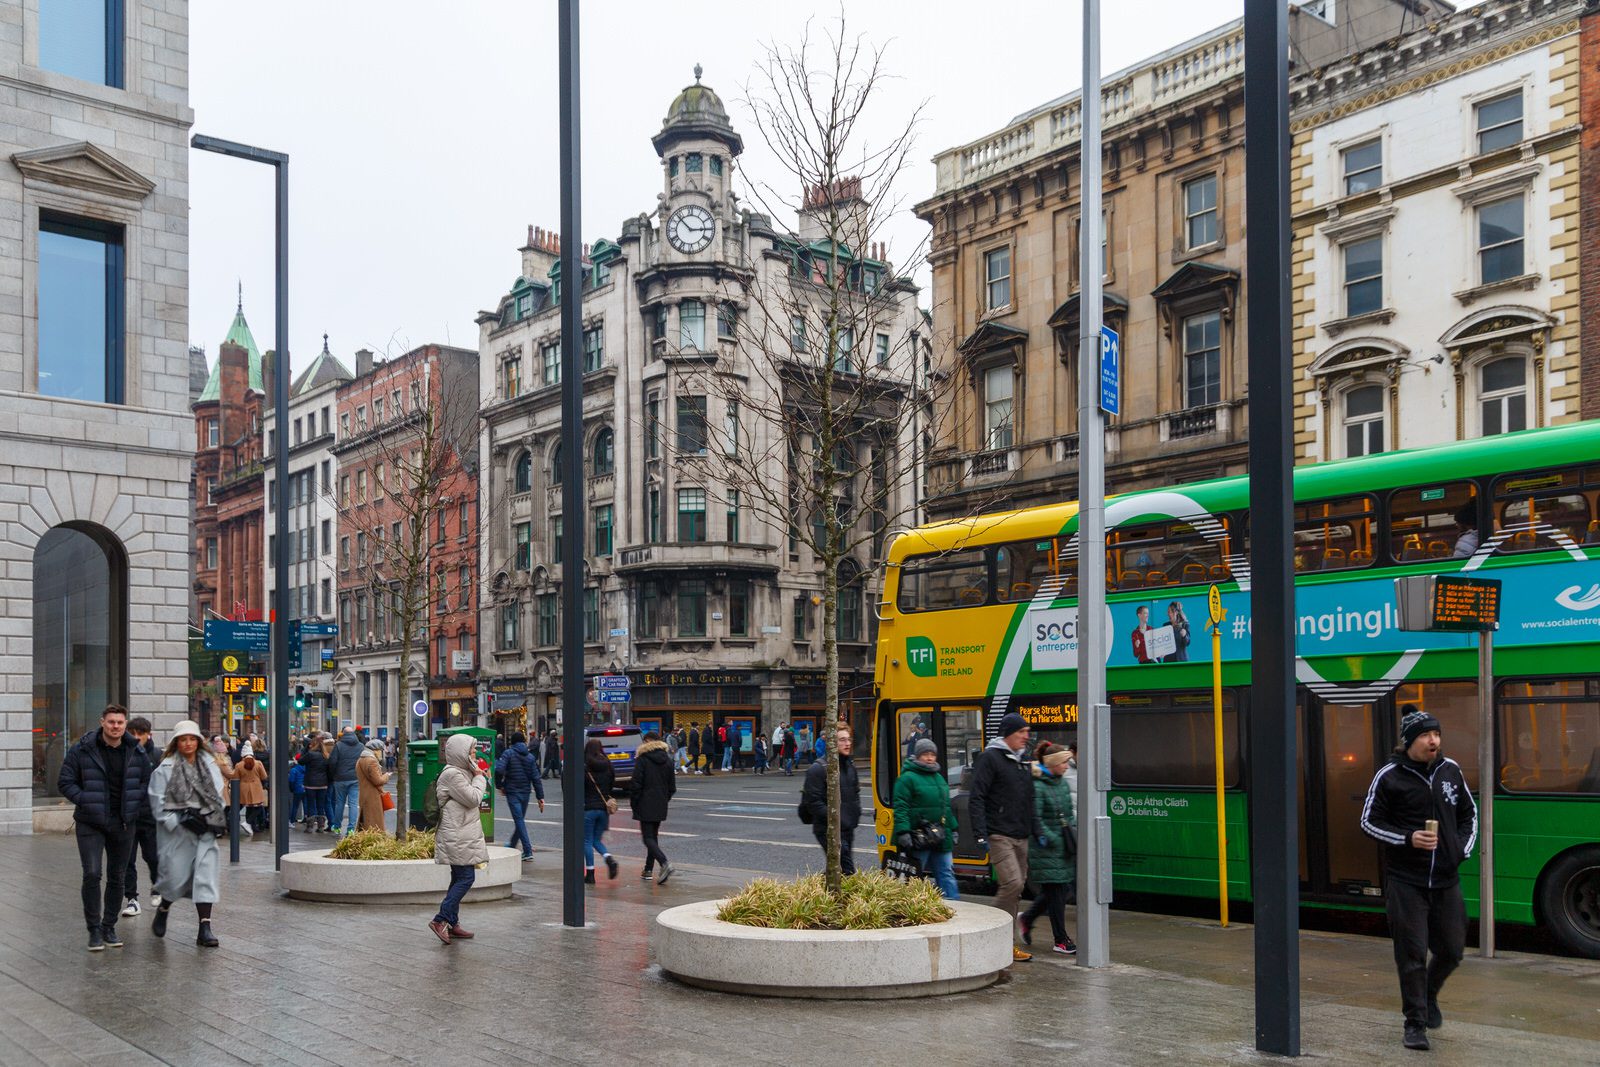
xmin=674 ymin=16 xmax=963 ymax=893
xmin=331 ymin=346 xmax=478 ymax=838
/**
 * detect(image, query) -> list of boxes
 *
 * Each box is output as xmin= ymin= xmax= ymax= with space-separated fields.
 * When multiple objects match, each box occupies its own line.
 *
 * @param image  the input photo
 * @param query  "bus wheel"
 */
xmin=1538 ymin=846 xmax=1600 ymax=960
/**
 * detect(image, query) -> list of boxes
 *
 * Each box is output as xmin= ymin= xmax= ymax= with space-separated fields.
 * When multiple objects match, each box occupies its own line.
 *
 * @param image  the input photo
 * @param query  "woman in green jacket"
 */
xmin=892 ymin=738 xmax=960 ymax=899
xmin=1021 ymin=743 xmax=1077 ymax=954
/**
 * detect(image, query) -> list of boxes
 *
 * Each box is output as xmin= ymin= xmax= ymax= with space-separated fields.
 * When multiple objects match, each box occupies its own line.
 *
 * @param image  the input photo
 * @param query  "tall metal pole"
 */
xmin=557 ymin=0 xmax=587 ymax=927
xmin=1477 ymin=628 xmax=1495 ymax=957
xmin=1243 ymin=0 xmax=1299 ymax=1054
xmin=1075 ymin=0 xmax=1110 ymax=969
xmin=271 ymin=158 xmax=290 ymax=871
xmin=191 ymin=134 xmax=291 ymax=871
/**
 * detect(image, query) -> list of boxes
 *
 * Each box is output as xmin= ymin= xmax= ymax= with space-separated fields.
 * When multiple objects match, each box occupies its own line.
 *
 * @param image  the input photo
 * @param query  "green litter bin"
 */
xmin=438 ymin=726 xmax=499 ymax=842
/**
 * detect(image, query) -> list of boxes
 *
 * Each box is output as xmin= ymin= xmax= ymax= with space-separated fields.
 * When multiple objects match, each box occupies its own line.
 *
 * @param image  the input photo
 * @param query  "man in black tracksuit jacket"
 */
xmin=1360 ymin=708 xmax=1478 ymax=1052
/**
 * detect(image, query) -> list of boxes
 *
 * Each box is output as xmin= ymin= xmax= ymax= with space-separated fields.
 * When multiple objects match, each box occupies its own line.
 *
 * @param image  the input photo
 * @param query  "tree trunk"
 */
xmin=822 ymin=542 xmax=842 ymax=894
xmin=394 ymin=634 xmax=412 ymax=839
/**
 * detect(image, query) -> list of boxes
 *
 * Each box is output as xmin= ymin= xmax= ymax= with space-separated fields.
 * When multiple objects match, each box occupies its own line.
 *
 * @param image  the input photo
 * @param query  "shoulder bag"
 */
xmin=587 ymin=770 xmax=619 ymax=815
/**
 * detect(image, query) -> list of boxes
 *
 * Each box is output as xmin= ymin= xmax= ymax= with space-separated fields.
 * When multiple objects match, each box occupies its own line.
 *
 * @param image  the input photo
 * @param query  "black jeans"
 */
xmin=435 ymin=865 xmax=475 ymax=927
xmin=76 ymin=823 xmax=133 ymax=929
xmin=1385 ymin=878 xmax=1466 ymax=1026
xmin=124 ymin=820 xmax=158 ymax=901
xmin=1023 ymin=882 xmax=1070 ymax=946
xmin=639 ymin=820 xmax=668 ymax=872
xmin=813 ymin=826 xmax=857 ymax=876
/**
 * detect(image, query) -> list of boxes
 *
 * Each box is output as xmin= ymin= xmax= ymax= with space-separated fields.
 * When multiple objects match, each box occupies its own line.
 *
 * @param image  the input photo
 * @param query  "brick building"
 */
xmin=331 ymin=344 xmax=480 ymax=736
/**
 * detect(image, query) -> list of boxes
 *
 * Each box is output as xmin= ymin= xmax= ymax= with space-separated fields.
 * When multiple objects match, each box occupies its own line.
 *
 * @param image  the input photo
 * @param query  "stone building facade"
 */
xmin=261 ymin=338 xmax=351 ymax=735
xmin=0 ymin=1 xmax=193 ymax=831
xmin=330 ymin=344 xmax=479 ymax=737
xmin=914 ymin=22 xmax=1255 ymax=517
xmin=1290 ymin=0 xmax=1593 ymax=463
xmin=475 ymin=72 xmax=922 ymax=746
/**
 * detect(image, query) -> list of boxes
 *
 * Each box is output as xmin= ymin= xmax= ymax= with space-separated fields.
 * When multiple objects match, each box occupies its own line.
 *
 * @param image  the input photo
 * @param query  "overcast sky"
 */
xmin=189 ymin=1 xmax=1246 ymax=377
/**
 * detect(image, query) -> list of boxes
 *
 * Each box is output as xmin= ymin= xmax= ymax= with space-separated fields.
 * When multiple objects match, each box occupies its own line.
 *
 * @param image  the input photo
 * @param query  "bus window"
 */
xmin=939 ymin=710 xmax=984 ymax=789
xmin=1109 ymin=690 xmax=1240 ymax=788
xmin=1294 ymin=495 xmax=1376 ymax=572
xmin=1493 ymin=468 xmax=1592 ymax=553
xmin=1388 ymin=481 xmax=1476 ymax=562
xmin=897 ymin=548 xmax=990 ymax=612
xmin=1108 ymin=516 xmax=1232 ymax=591
xmin=1498 ymin=678 xmax=1600 ymax=794
xmin=996 ymin=538 xmax=1067 ymax=602
xmin=1393 ymin=682 xmax=1477 ymax=790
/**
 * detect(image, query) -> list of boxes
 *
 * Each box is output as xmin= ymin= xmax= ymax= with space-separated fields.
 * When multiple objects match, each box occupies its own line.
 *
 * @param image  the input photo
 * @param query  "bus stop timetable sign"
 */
xmin=1394 ymin=574 xmax=1502 ymax=632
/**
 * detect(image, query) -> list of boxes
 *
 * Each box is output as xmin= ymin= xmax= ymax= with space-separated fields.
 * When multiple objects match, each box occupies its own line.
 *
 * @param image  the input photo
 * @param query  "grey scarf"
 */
xmin=164 ymin=753 xmax=225 ymax=826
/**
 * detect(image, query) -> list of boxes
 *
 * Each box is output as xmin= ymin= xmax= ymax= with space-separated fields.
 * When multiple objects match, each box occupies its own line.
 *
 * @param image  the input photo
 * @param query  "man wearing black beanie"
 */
xmin=1360 ymin=704 xmax=1478 ymax=1052
xmin=969 ymin=711 xmax=1043 ymax=963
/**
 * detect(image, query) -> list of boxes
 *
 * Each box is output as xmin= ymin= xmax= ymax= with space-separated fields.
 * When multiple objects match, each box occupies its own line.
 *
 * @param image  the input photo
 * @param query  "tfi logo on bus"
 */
xmin=906 ymin=637 xmax=937 ymax=678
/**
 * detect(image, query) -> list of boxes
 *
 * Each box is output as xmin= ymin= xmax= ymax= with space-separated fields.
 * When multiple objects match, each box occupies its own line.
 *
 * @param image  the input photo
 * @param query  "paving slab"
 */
xmin=0 ymin=833 xmax=1596 ymax=1065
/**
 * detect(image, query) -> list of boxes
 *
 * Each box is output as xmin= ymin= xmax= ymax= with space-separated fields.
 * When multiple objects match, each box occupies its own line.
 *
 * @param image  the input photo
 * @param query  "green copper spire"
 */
xmin=195 ymin=299 xmax=265 ymax=404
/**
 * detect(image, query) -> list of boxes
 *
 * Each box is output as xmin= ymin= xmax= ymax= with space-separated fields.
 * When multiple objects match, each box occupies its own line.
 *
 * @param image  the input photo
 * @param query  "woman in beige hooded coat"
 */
xmin=428 ymin=733 xmax=488 ymax=944
xmin=355 ymin=740 xmax=390 ymax=831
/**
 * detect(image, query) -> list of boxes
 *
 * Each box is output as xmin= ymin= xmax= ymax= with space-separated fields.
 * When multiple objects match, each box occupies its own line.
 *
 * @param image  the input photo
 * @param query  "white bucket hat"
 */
xmin=169 ymin=719 xmax=204 ymax=743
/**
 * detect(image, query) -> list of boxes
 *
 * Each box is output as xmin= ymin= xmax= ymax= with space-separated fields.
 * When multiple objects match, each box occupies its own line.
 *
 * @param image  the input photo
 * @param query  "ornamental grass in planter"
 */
xmin=716 ymin=870 xmax=954 ymax=931
xmin=326 ymin=828 xmax=435 ymax=860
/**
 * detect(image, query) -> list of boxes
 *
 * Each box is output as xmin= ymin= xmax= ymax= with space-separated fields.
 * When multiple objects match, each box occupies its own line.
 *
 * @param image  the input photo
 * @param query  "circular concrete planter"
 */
xmin=280 ymin=846 xmax=522 ymax=904
xmin=654 ymin=899 xmax=1012 ymax=999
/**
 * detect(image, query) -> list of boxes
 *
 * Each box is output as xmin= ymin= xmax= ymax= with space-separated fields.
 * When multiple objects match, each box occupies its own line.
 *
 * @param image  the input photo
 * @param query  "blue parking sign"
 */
xmin=1099 ymin=325 xmax=1120 ymax=416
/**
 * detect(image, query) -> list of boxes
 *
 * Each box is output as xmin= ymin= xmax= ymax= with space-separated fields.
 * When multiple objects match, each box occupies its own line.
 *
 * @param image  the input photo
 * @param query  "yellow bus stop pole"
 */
xmin=1208 ymin=583 xmax=1229 ymax=928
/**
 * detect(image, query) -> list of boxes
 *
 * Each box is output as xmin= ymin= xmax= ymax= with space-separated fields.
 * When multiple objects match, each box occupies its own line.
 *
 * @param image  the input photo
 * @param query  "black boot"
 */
xmin=151 ymin=905 xmax=170 ymax=939
xmin=196 ymin=921 xmax=219 ymax=948
xmin=1403 ymin=1023 xmax=1430 ymax=1051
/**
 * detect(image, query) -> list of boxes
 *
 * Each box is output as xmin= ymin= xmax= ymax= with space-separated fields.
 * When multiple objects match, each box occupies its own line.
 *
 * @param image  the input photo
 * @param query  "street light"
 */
xmin=191 ymin=133 xmax=291 ymax=872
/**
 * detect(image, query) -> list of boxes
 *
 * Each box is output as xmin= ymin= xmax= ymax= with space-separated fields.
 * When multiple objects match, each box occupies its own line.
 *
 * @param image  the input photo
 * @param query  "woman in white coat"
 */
xmin=428 ymin=733 xmax=488 ymax=944
xmin=147 ymin=719 xmax=227 ymax=947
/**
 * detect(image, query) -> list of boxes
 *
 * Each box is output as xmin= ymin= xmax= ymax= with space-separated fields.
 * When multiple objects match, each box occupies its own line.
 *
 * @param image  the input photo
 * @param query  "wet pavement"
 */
xmin=1 ymin=831 xmax=1596 ymax=1066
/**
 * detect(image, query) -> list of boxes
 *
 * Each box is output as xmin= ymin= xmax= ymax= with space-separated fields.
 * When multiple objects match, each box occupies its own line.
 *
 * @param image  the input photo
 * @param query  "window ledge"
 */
xmin=1453 ymin=273 xmax=1540 ymax=306
xmin=1321 ymin=307 xmax=1397 ymax=337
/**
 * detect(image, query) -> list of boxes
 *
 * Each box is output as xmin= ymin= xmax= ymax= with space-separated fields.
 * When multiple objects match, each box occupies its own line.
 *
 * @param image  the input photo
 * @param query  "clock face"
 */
xmin=668 ymin=205 xmax=715 ymax=254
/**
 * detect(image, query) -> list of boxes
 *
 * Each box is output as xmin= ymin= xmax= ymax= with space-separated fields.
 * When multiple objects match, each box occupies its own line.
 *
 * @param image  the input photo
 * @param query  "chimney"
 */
xmin=356 ymin=348 xmax=374 ymax=378
xmin=262 ymin=349 xmax=277 ymax=411
xmin=797 ymin=175 xmax=869 ymax=241
xmin=520 ymin=224 xmax=561 ymax=282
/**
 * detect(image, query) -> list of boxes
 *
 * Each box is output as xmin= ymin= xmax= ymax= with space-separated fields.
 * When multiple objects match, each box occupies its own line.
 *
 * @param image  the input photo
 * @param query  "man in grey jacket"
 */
xmin=326 ymin=726 xmax=365 ymax=836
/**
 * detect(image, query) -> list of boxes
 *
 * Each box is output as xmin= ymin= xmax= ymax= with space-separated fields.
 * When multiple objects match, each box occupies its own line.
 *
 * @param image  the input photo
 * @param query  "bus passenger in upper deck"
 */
xmin=1452 ymin=502 xmax=1480 ymax=559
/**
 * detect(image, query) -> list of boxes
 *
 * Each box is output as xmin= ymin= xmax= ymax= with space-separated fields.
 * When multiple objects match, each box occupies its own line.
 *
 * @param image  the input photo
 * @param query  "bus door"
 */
xmin=1299 ymin=688 xmax=1388 ymax=900
xmin=913 ymin=708 xmax=986 ymax=860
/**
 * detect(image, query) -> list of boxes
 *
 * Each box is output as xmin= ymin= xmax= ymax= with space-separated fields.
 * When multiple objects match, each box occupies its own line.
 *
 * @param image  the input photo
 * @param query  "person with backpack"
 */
xmin=494 ymin=731 xmax=544 ymax=861
xmin=1020 ymin=744 xmax=1076 ymax=955
xmin=300 ymin=733 xmax=330 ymax=832
xmin=800 ymin=723 xmax=861 ymax=875
xmin=628 ymin=731 xmax=677 ymax=884
xmin=429 ymin=733 xmax=489 ymax=944
xmin=717 ymin=723 xmax=732 ymax=773
xmin=699 ymin=724 xmax=717 ymax=776
xmin=685 ymin=724 xmax=703 ymax=775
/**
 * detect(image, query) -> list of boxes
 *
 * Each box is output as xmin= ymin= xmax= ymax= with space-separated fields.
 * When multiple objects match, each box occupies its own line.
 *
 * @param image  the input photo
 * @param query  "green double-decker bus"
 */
xmin=872 ymin=421 xmax=1600 ymax=957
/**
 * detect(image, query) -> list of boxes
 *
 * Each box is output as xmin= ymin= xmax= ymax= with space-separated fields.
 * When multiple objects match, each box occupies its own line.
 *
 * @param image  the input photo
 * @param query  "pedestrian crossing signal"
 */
xmin=294 ymin=685 xmax=306 ymax=710
xmin=256 ymin=693 xmax=269 ymax=710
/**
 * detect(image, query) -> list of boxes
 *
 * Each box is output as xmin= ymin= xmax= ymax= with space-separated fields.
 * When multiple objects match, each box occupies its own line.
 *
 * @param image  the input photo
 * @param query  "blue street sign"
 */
xmin=298 ymin=621 xmax=339 ymax=637
xmin=203 ymin=619 xmax=269 ymax=653
xmin=594 ymin=673 xmax=631 ymax=691
xmin=412 ymin=699 xmax=428 ymax=718
xmin=1099 ymin=324 xmax=1120 ymax=416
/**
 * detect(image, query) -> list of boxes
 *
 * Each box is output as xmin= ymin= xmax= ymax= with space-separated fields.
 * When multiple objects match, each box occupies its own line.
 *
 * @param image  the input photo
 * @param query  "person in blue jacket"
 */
xmin=494 ymin=731 xmax=545 ymax=861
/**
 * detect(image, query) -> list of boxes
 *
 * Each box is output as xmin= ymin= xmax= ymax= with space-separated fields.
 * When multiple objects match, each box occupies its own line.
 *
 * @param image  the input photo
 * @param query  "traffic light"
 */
xmin=256 ymin=692 xmax=269 ymax=711
xmin=294 ymin=685 xmax=306 ymax=710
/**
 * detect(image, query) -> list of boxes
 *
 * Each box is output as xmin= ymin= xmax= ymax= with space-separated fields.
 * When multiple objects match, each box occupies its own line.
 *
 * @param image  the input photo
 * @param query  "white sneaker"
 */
xmin=149 ymin=894 xmax=163 ymax=910
xmin=121 ymin=898 xmax=140 ymax=917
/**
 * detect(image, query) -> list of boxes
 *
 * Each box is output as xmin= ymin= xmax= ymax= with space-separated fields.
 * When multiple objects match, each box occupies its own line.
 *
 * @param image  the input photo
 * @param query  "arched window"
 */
xmin=1342 ymin=384 xmax=1385 ymax=458
xmin=592 ymin=428 xmax=614 ymax=475
xmin=1479 ymin=357 xmax=1527 ymax=436
xmin=551 ymin=442 xmax=563 ymax=485
xmin=32 ymin=524 xmax=126 ymax=800
xmin=513 ymin=450 xmax=532 ymax=493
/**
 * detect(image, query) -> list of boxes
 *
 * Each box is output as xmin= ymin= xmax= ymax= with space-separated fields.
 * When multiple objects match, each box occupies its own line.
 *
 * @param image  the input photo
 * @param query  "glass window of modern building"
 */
xmin=38 ymin=213 xmax=124 ymax=404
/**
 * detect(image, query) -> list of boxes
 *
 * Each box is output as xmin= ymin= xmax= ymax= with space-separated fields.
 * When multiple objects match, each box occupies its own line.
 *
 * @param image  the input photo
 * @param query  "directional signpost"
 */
xmin=594 ymin=673 xmax=631 ymax=704
xmin=203 ymin=619 xmax=270 ymax=653
xmin=1099 ymin=324 xmax=1120 ymax=416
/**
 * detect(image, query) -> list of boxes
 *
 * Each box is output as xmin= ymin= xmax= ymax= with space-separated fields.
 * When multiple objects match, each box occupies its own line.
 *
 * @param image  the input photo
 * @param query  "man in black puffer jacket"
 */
xmin=968 ymin=711 xmax=1043 ymax=963
xmin=801 ymin=723 xmax=861 ymax=875
xmin=57 ymin=704 xmax=152 ymax=951
xmin=1360 ymin=707 xmax=1478 ymax=1052
xmin=327 ymin=727 xmax=365 ymax=835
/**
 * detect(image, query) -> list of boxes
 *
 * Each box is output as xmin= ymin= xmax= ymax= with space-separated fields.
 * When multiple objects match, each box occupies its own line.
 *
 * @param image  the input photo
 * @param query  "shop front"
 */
xmin=428 ymin=683 xmax=478 ymax=733
xmin=630 ymin=670 xmax=762 ymax=752
xmin=789 ymin=670 xmax=872 ymax=757
xmin=486 ymin=677 xmax=529 ymax=745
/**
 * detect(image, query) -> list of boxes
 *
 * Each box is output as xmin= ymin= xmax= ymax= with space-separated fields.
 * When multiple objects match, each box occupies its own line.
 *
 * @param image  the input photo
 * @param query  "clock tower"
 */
xmin=654 ymin=65 xmax=742 ymax=259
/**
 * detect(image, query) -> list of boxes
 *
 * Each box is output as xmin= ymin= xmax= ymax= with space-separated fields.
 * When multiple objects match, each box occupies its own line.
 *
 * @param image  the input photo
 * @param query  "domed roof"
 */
xmin=653 ymin=64 xmax=743 ymax=157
